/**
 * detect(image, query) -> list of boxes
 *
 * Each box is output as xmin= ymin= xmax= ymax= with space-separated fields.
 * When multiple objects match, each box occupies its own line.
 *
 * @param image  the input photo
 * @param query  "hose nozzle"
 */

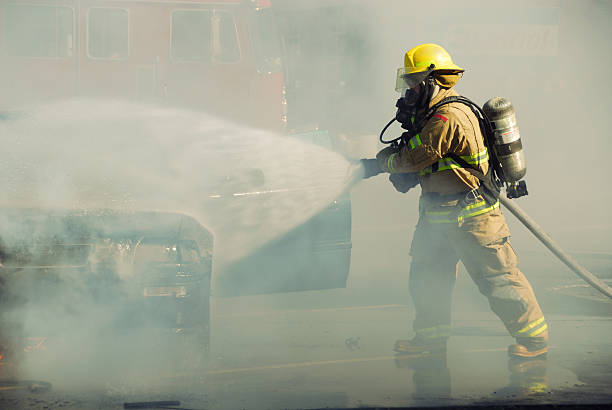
xmin=360 ymin=158 xmax=383 ymax=179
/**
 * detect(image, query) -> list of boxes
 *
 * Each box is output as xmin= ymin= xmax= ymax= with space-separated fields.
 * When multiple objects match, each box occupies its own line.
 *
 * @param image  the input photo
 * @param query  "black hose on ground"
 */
xmin=499 ymin=195 xmax=612 ymax=300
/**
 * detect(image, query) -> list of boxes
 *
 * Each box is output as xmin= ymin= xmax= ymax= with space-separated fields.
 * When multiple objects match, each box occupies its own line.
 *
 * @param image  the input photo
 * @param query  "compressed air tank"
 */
xmin=483 ymin=97 xmax=526 ymax=183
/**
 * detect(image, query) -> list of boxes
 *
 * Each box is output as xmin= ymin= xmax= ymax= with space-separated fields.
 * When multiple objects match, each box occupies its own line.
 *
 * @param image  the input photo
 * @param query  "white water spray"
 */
xmin=0 ymin=99 xmax=356 ymax=267
xmin=0 ymin=99 xmax=362 ymax=386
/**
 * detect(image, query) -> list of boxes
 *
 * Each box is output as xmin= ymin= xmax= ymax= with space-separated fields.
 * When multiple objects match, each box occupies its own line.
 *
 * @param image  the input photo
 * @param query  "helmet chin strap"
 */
xmin=430 ymin=84 xmax=440 ymax=101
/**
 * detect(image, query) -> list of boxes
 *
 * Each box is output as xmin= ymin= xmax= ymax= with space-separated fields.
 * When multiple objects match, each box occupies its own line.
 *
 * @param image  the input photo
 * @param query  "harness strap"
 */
xmin=444 ymin=153 xmax=500 ymax=207
xmin=415 ymin=95 xmax=503 ymax=206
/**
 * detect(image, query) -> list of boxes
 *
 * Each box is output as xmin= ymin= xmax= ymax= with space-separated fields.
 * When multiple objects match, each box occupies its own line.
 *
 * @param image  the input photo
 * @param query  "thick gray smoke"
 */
xmin=1 ymin=0 xmax=611 ymax=407
xmin=348 ymin=0 xmax=612 ymax=288
xmin=0 ymin=99 xmax=356 ymax=387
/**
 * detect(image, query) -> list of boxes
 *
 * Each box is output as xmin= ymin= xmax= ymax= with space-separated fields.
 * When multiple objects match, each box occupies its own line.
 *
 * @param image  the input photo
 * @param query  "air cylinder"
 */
xmin=483 ymin=97 xmax=526 ymax=183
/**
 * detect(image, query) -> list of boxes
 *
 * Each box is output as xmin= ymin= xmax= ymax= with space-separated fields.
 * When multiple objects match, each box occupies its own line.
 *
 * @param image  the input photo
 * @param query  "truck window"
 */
xmin=249 ymin=8 xmax=282 ymax=73
xmin=2 ymin=4 xmax=73 ymax=58
xmin=171 ymin=10 xmax=240 ymax=63
xmin=212 ymin=11 xmax=240 ymax=63
xmin=88 ymin=8 xmax=129 ymax=60
xmin=171 ymin=10 xmax=212 ymax=62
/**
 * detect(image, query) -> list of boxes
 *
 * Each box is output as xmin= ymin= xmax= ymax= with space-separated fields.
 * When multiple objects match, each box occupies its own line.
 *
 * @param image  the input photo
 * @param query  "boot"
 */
xmin=394 ymin=337 xmax=447 ymax=355
xmin=395 ymin=346 xmax=447 ymax=369
xmin=508 ymin=339 xmax=548 ymax=359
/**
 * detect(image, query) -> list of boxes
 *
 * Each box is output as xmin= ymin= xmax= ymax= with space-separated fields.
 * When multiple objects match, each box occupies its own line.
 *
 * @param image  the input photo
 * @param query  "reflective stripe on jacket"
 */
xmin=418 ymin=148 xmax=489 ymax=176
xmin=377 ymin=88 xmax=489 ymax=196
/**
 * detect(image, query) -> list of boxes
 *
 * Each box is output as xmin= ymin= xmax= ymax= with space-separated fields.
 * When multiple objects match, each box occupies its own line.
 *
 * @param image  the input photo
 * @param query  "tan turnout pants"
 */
xmin=409 ymin=204 xmax=548 ymax=345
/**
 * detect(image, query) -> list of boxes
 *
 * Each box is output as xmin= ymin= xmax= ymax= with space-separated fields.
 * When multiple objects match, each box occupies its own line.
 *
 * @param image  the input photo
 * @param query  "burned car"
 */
xmin=0 ymin=186 xmax=352 ymax=371
xmin=0 ymin=0 xmax=353 ymax=372
xmin=0 ymin=209 xmax=213 ymax=368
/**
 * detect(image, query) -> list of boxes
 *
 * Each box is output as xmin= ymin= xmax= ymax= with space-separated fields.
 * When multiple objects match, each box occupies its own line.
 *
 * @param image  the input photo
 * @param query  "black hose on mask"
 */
xmin=380 ymin=76 xmax=438 ymax=146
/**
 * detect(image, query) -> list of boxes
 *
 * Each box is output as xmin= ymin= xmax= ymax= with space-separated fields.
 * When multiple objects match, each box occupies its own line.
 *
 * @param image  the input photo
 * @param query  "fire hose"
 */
xmin=349 ymin=162 xmax=612 ymax=300
xmin=499 ymin=194 xmax=612 ymax=300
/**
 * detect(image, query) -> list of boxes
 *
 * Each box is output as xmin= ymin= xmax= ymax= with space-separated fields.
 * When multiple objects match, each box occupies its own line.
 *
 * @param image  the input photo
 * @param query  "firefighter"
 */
xmin=363 ymin=43 xmax=548 ymax=358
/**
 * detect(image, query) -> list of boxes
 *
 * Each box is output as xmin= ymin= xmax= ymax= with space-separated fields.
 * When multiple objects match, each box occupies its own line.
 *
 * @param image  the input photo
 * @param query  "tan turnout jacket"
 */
xmin=377 ymin=88 xmax=488 ymax=196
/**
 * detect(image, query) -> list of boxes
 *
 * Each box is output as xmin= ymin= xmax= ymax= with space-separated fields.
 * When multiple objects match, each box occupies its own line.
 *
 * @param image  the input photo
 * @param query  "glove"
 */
xmin=360 ymin=158 xmax=383 ymax=179
xmin=389 ymin=173 xmax=419 ymax=193
xmin=375 ymin=146 xmax=399 ymax=172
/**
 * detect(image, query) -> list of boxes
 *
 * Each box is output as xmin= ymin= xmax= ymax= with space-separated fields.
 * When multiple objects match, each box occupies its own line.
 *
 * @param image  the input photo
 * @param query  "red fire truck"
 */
xmin=0 ymin=0 xmax=285 ymax=131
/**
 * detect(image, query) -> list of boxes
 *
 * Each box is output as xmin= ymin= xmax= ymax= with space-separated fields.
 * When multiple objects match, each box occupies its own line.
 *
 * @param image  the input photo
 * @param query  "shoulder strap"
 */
xmin=445 ymin=153 xmax=501 ymax=204
xmin=416 ymin=95 xmax=505 ymax=192
xmin=416 ymin=96 xmax=482 ymax=129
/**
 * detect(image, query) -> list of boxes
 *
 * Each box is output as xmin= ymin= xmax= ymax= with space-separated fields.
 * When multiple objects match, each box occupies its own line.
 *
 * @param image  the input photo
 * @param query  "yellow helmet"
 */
xmin=396 ymin=43 xmax=464 ymax=92
xmin=404 ymin=43 xmax=463 ymax=74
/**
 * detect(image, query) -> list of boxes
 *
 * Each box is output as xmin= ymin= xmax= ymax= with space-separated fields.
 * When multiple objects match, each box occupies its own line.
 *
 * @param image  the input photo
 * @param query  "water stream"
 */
xmin=0 ymin=99 xmax=357 ymax=266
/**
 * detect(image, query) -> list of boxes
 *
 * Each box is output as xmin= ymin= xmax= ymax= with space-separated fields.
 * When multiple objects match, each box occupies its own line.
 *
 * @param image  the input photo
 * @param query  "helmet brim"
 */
xmin=396 ymin=63 xmax=464 ymax=92
xmin=404 ymin=62 xmax=464 ymax=75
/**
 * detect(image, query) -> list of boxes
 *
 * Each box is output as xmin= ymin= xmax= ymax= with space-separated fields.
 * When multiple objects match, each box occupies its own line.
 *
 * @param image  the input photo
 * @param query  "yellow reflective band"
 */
xmin=416 ymin=324 xmax=451 ymax=339
xmin=419 ymin=149 xmax=489 ymax=176
xmin=426 ymin=200 xmax=500 ymax=224
xmin=419 ymin=159 xmax=461 ymax=176
xmin=517 ymin=317 xmax=546 ymax=334
xmin=438 ymin=163 xmax=461 ymax=172
xmin=460 ymin=201 xmax=500 ymax=220
xmin=460 ymin=149 xmax=489 ymax=165
xmin=436 ymin=324 xmax=451 ymax=337
xmin=415 ymin=60 xmax=435 ymax=68
xmin=527 ymin=382 xmax=548 ymax=393
xmin=408 ymin=134 xmax=422 ymax=150
xmin=416 ymin=326 xmax=437 ymax=335
xmin=464 ymin=200 xmax=487 ymax=211
xmin=387 ymin=153 xmax=398 ymax=173
xmin=528 ymin=324 xmax=548 ymax=337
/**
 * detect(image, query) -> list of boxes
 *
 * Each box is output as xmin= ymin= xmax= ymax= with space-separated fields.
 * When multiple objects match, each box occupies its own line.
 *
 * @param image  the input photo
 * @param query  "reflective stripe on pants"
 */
xmin=415 ymin=324 xmax=452 ymax=340
xmin=514 ymin=316 xmax=548 ymax=338
xmin=409 ymin=207 xmax=548 ymax=344
xmin=425 ymin=199 xmax=500 ymax=224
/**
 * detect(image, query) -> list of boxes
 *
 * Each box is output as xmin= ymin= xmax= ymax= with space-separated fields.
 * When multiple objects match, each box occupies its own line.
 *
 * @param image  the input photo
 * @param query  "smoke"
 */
xmin=0 ymin=98 xmax=357 ymax=387
xmin=1 ymin=0 xmax=611 ymax=406
xmin=0 ymin=99 xmax=354 ymax=264
xmin=346 ymin=0 xmax=612 ymax=286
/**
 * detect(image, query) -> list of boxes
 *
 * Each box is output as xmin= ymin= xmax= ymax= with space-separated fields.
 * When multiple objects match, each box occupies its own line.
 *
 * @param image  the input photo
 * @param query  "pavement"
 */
xmin=1 ymin=252 xmax=611 ymax=410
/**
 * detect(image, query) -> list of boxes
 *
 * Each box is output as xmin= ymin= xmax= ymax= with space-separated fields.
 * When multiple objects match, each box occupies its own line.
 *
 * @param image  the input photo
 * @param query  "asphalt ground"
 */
xmin=1 ymin=252 xmax=611 ymax=410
